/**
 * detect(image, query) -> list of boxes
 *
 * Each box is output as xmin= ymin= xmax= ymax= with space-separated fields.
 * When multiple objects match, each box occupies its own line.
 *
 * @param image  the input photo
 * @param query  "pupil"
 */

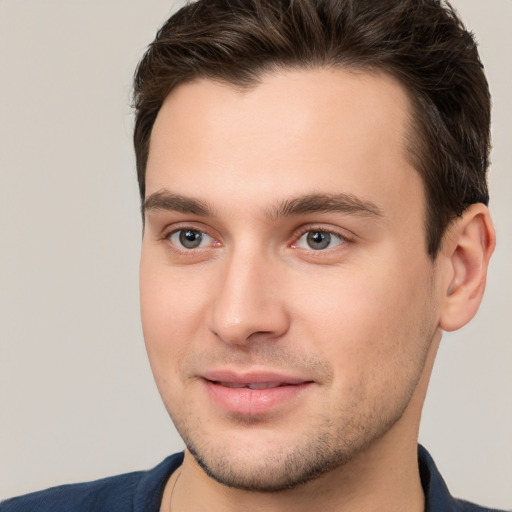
xmin=180 ymin=230 xmax=202 ymax=248
xmin=307 ymin=231 xmax=330 ymax=250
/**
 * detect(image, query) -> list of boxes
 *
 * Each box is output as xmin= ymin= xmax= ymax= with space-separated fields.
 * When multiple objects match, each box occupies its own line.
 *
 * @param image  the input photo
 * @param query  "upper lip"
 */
xmin=201 ymin=369 xmax=312 ymax=387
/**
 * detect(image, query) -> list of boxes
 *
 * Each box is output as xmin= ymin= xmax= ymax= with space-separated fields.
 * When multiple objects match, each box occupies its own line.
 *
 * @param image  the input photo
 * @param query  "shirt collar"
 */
xmin=418 ymin=444 xmax=461 ymax=511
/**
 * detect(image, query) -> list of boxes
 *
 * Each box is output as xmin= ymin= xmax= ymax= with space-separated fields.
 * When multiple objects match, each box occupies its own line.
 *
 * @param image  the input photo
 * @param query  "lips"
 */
xmin=201 ymin=370 xmax=313 ymax=415
xmin=215 ymin=381 xmax=291 ymax=390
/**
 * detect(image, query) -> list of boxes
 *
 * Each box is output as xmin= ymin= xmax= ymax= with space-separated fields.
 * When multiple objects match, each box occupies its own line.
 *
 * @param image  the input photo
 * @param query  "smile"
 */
xmin=213 ymin=381 xmax=289 ymax=390
xmin=201 ymin=371 xmax=314 ymax=415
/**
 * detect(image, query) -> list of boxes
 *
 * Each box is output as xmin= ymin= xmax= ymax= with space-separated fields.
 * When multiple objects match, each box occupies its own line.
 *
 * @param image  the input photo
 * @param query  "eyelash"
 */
xmin=163 ymin=226 xmax=220 ymax=252
xmin=163 ymin=223 xmax=354 ymax=254
xmin=290 ymin=226 xmax=354 ymax=251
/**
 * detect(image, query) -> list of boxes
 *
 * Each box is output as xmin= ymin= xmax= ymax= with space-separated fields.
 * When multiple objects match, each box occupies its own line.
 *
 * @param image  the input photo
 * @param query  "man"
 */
xmin=1 ymin=0 xmax=506 ymax=511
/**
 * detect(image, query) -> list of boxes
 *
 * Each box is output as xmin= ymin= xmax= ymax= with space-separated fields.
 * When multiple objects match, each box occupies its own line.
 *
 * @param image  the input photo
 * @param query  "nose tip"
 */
xmin=207 ymin=257 xmax=289 ymax=346
xmin=211 ymin=314 xmax=283 ymax=346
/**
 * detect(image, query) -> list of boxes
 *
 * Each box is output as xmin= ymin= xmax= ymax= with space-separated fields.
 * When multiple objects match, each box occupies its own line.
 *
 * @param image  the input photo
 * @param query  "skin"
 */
xmin=139 ymin=68 xmax=494 ymax=512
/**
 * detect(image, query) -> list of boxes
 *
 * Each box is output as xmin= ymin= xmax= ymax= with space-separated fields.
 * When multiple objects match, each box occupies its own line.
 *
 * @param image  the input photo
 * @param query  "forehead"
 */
xmin=146 ymin=68 xmax=423 ymax=225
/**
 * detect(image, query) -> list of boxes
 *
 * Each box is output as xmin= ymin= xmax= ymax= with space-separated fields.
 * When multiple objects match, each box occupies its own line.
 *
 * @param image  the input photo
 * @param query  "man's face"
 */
xmin=140 ymin=69 xmax=443 ymax=491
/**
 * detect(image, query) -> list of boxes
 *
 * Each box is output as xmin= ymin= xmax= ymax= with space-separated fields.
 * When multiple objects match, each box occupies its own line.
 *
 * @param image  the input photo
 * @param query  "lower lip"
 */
xmin=203 ymin=380 xmax=312 ymax=415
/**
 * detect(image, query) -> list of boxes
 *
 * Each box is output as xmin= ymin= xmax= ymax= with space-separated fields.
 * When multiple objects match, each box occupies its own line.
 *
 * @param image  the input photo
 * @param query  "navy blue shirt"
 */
xmin=1 ymin=446 xmax=508 ymax=511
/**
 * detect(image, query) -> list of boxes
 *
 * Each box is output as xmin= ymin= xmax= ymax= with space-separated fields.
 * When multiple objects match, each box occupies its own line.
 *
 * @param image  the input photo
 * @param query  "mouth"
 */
xmin=212 ymin=381 xmax=296 ymax=390
xmin=200 ymin=371 xmax=314 ymax=415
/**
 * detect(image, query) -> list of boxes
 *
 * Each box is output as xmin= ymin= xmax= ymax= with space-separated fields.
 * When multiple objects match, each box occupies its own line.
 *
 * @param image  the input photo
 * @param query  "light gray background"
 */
xmin=0 ymin=0 xmax=511 ymax=507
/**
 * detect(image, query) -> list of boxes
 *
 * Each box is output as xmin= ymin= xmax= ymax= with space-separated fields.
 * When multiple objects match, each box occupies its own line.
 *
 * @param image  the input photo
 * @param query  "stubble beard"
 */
xmin=172 ymin=392 xmax=415 ymax=493
xmin=166 ymin=303 xmax=437 ymax=493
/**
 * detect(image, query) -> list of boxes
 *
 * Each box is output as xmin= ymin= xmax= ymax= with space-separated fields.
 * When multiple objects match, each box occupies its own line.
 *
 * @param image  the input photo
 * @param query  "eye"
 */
xmin=295 ymin=230 xmax=345 ymax=251
xmin=168 ymin=229 xmax=214 ymax=249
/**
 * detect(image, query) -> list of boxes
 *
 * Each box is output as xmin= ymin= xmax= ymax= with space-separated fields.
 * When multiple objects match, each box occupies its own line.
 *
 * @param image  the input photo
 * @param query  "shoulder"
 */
xmin=452 ymin=498 xmax=510 ymax=512
xmin=453 ymin=500 xmax=510 ymax=512
xmin=418 ymin=445 xmax=509 ymax=512
xmin=0 ymin=453 xmax=184 ymax=512
xmin=1 ymin=474 xmax=140 ymax=512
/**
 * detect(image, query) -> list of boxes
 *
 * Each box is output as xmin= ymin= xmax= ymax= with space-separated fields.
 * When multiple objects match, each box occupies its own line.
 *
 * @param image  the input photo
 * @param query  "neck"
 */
xmin=168 ymin=440 xmax=423 ymax=512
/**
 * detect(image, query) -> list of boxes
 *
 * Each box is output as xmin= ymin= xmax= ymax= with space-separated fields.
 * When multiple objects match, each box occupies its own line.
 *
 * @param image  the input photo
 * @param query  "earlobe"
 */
xmin=439 ymin=203 xmax=495 ymax=332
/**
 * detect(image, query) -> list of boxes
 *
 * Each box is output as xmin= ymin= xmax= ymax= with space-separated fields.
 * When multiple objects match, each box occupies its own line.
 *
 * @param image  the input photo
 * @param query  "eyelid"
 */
xmin=162 ymin=223 xmax=221 ymax=249
xmin=290 ymin=224 xmax=356 ymax=248
xmin=170 ymin=229 xmax=213 ymax=248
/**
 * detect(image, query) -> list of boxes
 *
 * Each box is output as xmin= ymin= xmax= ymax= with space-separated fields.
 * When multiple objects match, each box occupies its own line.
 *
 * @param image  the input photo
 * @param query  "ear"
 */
xmin=439 ymin=203 xmax=495 ymax=332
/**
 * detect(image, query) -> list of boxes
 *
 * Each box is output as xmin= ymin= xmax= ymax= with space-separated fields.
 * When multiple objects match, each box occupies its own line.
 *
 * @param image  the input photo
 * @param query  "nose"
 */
xmin=207 ymin=250 xmax=290 ymax=346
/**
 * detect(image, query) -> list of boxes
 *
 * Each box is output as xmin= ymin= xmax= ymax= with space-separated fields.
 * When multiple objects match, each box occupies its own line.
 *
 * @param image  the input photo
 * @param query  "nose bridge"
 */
xmin=208 ymin=243 xmax=288 ymax=345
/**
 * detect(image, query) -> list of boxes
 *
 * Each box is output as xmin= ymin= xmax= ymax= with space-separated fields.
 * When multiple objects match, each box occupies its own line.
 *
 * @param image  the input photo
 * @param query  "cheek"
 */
xmin=139 ymin=256 xmax=209 ymax=384
xmin=291 ymin=256 xmax=435 ymax=382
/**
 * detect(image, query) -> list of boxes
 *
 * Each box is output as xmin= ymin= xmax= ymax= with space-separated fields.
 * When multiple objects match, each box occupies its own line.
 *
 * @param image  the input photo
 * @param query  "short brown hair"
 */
xmin=133 ymin=0 xmax=491 ymax=257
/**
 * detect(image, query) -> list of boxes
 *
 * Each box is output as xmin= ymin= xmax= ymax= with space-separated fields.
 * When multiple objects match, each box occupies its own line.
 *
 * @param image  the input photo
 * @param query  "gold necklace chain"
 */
xmin=168 ymin=470 xmax=182 ymax=512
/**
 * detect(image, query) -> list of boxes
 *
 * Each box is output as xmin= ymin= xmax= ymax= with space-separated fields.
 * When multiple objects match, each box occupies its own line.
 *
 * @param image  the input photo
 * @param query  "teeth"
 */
xmin=219 ymin=382 xmax=246 ymax=388
xmin=217 ymin=381 xmax=282 ymax=390
xmin=247 ymin=383 xmax=281 ymax=390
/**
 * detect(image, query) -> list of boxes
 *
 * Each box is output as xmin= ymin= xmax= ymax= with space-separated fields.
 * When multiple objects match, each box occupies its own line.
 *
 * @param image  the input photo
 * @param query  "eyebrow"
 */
xmin=267 ymin=193 xmax=384 ymax=220
xmin=143 ymin=190 xmax=383 ymax=220
xmin=143 ymin=190 xmax=213 ymax=217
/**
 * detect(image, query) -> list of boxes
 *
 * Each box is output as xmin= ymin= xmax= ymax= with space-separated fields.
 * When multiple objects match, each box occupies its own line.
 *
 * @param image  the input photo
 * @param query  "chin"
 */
xmin=187 ymin=441 xmax=344 ymax=492
xmin=178 ymin=410 xmax=403 ymax=492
